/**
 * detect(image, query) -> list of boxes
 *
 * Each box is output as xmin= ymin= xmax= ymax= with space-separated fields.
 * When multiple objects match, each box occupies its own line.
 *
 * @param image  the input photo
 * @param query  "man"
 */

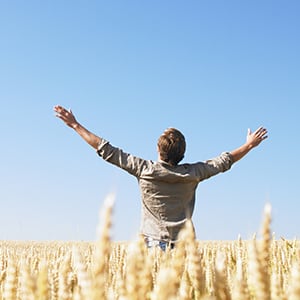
xmin=54 ymin=105 xmax=268 ymax=250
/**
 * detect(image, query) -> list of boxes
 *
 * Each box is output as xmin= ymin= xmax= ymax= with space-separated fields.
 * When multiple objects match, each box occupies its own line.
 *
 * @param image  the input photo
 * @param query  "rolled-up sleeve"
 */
xmin=96 ymin=140 xmax=148 ymax=178
xmin=194 ymin=152 xmax=234 ymax=181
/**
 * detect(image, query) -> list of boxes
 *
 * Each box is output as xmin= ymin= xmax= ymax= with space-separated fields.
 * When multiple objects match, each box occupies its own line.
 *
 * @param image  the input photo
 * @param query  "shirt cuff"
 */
xmin=96 ymin=138 xmax=109 ymax=155
xmin=221 ymin=151 xmax=234 ymax=169
xmin=225 ymin=152 xmax=234 ymax=164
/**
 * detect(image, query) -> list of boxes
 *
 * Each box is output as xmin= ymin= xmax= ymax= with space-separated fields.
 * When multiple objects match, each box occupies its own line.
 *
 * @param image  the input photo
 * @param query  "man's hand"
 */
xmin=54 ymin=105 xmax=101 ymax=149
xmin=54 ymin=105 xmax=78 ymax=129
xmin=246 ymin=127 xmax=268 ymax=148
xmin=230 ymin=126 xmax=268 ymax=163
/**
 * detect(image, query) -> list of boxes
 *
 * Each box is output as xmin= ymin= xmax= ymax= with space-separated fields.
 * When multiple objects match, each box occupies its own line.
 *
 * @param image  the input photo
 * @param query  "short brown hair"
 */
xmin=157 ymin=128 xmax=186 ymax=166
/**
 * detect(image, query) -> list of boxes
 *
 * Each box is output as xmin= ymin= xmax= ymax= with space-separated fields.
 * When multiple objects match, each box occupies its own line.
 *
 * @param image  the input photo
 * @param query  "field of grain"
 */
xmin=0 ymin=200 xmax=299 ymax=300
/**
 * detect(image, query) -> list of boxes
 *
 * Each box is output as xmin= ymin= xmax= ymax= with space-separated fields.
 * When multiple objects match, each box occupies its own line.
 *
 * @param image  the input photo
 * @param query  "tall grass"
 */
xmin=0 ymin=199 xmax=298 ymax=299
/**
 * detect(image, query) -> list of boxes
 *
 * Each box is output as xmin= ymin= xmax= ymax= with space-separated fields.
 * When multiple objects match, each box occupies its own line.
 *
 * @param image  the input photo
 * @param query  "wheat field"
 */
xmin=0 ymin=200 xmax=299 ymax=300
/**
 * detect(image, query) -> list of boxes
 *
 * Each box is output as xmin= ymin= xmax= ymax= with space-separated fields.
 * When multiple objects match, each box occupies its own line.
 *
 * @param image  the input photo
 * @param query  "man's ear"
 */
xmin=157 ymin=146 xmax=161 ymax=159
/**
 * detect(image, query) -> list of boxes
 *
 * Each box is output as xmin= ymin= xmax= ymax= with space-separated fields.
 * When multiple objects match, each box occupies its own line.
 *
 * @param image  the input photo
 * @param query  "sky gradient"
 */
xmin=0 ymin=1 xmax=299 ymax=241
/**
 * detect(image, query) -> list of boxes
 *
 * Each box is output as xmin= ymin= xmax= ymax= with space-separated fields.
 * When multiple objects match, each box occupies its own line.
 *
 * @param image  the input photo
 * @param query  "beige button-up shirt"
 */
xmin=97 ymin=138 xmax=233 ymax=242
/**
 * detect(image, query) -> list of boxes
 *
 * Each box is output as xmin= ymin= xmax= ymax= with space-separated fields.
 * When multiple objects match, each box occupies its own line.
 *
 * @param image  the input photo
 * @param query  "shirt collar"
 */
xmin=158 ymin=159 xmax=173 ymax=167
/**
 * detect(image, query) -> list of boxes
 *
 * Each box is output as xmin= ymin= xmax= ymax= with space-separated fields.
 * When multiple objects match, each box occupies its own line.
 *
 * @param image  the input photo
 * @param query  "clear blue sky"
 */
xmin=0 ymin=1 xmax=299 ymax=241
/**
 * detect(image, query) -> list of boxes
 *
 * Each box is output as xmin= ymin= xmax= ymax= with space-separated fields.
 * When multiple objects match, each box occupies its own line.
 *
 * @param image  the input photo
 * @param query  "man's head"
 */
xmin=157 ymin=128 xmax=186 ymax=166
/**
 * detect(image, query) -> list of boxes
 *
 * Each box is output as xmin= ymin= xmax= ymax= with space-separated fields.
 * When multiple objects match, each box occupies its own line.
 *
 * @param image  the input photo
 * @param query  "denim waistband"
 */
xmin=143 ymin=236 xmax=175 ymax=251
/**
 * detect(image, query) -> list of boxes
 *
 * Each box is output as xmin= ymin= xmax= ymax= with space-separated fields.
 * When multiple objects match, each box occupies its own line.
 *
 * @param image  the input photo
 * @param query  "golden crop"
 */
xmin=0 ymin=200 xmax=298 ymax=300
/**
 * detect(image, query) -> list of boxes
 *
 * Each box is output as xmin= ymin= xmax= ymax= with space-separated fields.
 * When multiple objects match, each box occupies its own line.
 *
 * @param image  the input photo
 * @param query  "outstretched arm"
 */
xmin=230 ymin=127 xmax=268 ymax=163
xmin=54 ymin=105 xmax=101 ymax=150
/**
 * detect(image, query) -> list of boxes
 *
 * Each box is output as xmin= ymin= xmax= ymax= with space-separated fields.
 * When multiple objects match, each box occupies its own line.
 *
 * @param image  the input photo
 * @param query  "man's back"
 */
xmin=97 ymin=139 xmax=233 ymax=241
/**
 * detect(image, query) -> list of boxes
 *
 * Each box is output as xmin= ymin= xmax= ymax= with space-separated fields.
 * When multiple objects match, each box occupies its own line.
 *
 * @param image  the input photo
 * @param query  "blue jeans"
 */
xmin=144 ymin=236 xmax=175 ymax=251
